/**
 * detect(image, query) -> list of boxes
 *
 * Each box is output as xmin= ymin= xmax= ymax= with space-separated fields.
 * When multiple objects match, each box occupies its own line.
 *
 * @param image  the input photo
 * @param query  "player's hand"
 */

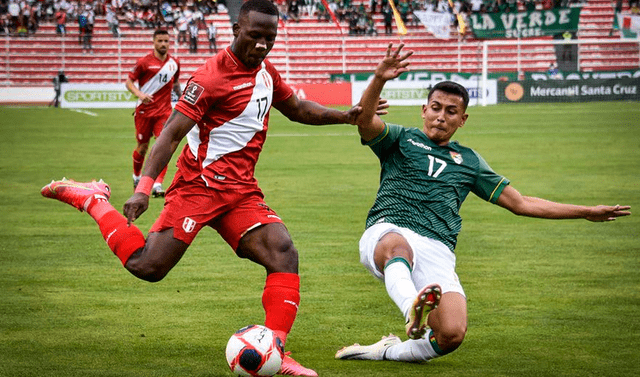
xmin=375 ymin=43 xmax=413 ymax=81
xmin=139 ymin=93 xmax=154 ymax=104
xmin=585 ymin=205 xmax=631 ymax=222
xmin=346 ymin=98 xmax=389 ymax=124
xmin=376 ymin=98 xmax=390 ymax=116
xmin=123 ymin=193 xmax=150 ymax=226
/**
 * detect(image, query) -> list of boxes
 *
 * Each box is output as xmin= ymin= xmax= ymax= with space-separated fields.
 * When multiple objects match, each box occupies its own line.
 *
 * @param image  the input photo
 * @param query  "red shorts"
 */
xmin=149 ymin=170 xmax=284 ymax=251
xmin=134 ymin=108 xmax=171 ymax=144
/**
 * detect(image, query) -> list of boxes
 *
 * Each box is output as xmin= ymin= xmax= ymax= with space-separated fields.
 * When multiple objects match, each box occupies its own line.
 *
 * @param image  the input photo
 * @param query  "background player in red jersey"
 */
xmin=42 ymin=0 xmax=386 ymax=375
xmin=126 ymin=29 xmax=182 ymax=198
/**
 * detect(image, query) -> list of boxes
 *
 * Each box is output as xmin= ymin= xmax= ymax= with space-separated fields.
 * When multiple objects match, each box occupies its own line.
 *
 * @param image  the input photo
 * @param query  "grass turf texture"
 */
xmin=0 ymin=102 xmax=638 ymax=377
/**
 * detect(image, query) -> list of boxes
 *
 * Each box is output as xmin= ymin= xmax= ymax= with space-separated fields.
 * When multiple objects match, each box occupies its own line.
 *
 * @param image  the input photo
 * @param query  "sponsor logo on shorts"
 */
xmin=183 ymin=82 xmax=204 ymax=105
xmin=182 ymin=217 xmax=196 ymax=233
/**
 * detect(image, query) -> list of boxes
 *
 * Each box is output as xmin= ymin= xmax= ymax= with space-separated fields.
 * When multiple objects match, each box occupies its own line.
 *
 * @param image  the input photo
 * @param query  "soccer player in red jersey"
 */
xmin=126 ymin=29 xmax=182 ymax=198
xmin=42 ymin=0 xmax=384 ymax=375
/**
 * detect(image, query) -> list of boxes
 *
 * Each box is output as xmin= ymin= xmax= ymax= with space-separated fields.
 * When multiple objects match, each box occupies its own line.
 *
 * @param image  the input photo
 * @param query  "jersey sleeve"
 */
xmin=128 ymin=57 xmax=144 ymax=82
xmin=363 ymin=123 xmax=403 ymax=161
xmin=174 ymin=74 xmax=217 ymax=123
xmin=471 ymin=150 xmax=510 ymax=204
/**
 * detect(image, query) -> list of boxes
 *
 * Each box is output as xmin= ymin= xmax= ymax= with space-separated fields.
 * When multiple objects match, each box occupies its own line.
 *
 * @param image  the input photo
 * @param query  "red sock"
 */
xmin=132 ymin=150 xmax=144 ymax=177
xmin=262 ymin=273 xmax=300 ymax=346
xmin=155 ymin=166 xmax=168 ymax=184
xmin=87 ymin=200 xmax=146 ymax=265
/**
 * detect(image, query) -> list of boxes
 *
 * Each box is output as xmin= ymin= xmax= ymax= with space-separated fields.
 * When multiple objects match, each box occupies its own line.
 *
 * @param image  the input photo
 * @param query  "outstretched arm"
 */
xmin=273 ymin=93 xmax=355 ymax=125
xmin=355 ymin=43 xmax=412 ymax=142
xmin=123 ymin=110 xmax=195 ymax=225
xmin=496 ymin=185 xmax=631 ymax=222
xmin=272 ymin=87 xmax=390 ymax=127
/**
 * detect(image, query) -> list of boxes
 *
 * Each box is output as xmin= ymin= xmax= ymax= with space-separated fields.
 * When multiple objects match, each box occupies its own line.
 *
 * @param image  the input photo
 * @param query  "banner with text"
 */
xmin=332 ymin=71 xmax=517 ymax=82
xmin=352 ymin=79 xmax=497 ymax=106
xmin=525 ymin=69 xmax=640 ymax=81
xmin=60 ymin=83 xmax=137 ymax=108
xmin=469 ymin=7 xmax=581 ymax=39
xmin=498 ymin=78 xmax=640 ymax=103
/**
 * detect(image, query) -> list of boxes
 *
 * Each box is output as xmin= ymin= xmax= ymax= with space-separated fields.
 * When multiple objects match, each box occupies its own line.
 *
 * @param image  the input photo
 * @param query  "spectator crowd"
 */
xmin=0 ymin=0 xmax=224 ymax=38
xmin=1 ymin=0 xmax=636 ymax=40
xmin=274 ymin=0 xmax=593 ymax=36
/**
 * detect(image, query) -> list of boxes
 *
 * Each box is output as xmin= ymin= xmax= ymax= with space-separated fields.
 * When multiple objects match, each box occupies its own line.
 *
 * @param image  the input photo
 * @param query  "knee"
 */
xmin=435 ymin=323 xmax=467 ymax=352
xmin=373 ymin=232 xmax=413 ymax=272
xmin=237 ymin=224 xmax=299 ymax=273
xmin=267 ymin=237 xmax=298 ymax=272
xmin=136 ymin=143 xmax=149 ymax=155
xmin=125 ymin=258 xmax=168 ymax=283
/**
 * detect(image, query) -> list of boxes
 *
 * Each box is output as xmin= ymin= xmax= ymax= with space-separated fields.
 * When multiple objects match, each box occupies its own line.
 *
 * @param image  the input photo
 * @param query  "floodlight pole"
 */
xmin=5 ymin=34 xmax=10 ymax=85
xmin=482 ymin=41 xmax=488 ymax=107
xmin=342 ymin=35 xmax=346 ymax=74
xmin=457 ymin=34 xmax=461 ymax=72
xmin=284 ymin=27 xmax=290 ymax=83
xmin=117 ymin=35 xmax=122 ymax=83
xmin=61 ymin=33 xmax=66 ymax=73
xmin=517 ymin=34 xmax=521 ymax=79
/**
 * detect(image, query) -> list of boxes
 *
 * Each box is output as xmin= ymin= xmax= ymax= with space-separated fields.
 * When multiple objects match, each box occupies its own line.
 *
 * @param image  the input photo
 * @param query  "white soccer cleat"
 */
xmin=335 ymin=334 xmax=401 ymax=360
xmin=405 ymin=283 xmax=442 ymax=340
xmin=151 ymin=184 xmax=165 ymax=198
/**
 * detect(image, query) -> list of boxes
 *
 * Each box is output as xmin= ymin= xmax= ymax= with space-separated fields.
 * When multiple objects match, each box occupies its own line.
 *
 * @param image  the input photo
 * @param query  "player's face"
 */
xmin=153 ymin=34 xmax=170 ymax=57
xmin=232 ymin=11 xmax=278 ymax=68
xmin=421 ymin=90 xmax=468 ymax=146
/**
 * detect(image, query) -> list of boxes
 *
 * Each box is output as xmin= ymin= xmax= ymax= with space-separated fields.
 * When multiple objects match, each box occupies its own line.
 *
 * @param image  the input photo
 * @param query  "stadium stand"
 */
xmin=0 ymin=0 xmax=638 ymax=87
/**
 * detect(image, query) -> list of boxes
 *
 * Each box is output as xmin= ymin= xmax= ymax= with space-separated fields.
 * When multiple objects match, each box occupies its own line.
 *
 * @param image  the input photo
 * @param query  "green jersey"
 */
xmin=364 ymin=123 xmax=510 ymax=252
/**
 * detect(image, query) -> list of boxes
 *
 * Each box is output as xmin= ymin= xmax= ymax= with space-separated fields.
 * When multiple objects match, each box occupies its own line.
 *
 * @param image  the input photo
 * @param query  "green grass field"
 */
xmin=0 ymin=102 xmax=638 ymax=377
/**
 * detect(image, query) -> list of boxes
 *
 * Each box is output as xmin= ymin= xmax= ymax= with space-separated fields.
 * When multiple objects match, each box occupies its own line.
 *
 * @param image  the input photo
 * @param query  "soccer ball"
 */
xmin=225 ymin=325 xmax=284 ymax=377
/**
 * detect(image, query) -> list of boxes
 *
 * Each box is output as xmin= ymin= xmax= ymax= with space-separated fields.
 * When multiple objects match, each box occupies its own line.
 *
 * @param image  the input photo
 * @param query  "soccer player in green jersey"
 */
xmin=335 ymin=44 xmax=631 ymax=363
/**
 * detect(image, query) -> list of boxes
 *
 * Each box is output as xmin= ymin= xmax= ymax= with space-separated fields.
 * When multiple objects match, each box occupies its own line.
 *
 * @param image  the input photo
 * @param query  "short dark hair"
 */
xmin=153 ymin=29 xmax=169 ymax=38
xmin=239 ymin=0 xmax=279 ymax=19
xmin=428 ymin=81 xmax=469 ymax=110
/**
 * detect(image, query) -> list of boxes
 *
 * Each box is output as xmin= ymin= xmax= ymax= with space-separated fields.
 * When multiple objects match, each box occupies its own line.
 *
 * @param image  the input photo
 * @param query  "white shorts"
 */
xmin=359 ymin=222 xmax=466 ymax=297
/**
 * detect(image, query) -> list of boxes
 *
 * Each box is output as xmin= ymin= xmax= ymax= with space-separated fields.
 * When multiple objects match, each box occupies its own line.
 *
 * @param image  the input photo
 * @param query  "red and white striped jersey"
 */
xmin=174 ymin=47 xmax=294 ymax=189
xmin=128 ymin=52 xmax=180 ymax=117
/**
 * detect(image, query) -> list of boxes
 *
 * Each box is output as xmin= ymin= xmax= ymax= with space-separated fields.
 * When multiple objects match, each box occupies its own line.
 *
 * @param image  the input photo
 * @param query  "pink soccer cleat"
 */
xmin=41 ymin=178 xmax=110 ymax=212
xmin=405 ymin=283 xmax=442 ymax=340
xmin=278 ymin=352 xmax=318 ymax=376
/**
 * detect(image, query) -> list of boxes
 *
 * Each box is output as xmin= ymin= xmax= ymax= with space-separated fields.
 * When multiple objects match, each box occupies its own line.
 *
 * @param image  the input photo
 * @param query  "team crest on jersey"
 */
xmin=450 ymin=151 xmax=463 ymax=164
xmin=183 ymin=82 xmax=204 ymax=105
